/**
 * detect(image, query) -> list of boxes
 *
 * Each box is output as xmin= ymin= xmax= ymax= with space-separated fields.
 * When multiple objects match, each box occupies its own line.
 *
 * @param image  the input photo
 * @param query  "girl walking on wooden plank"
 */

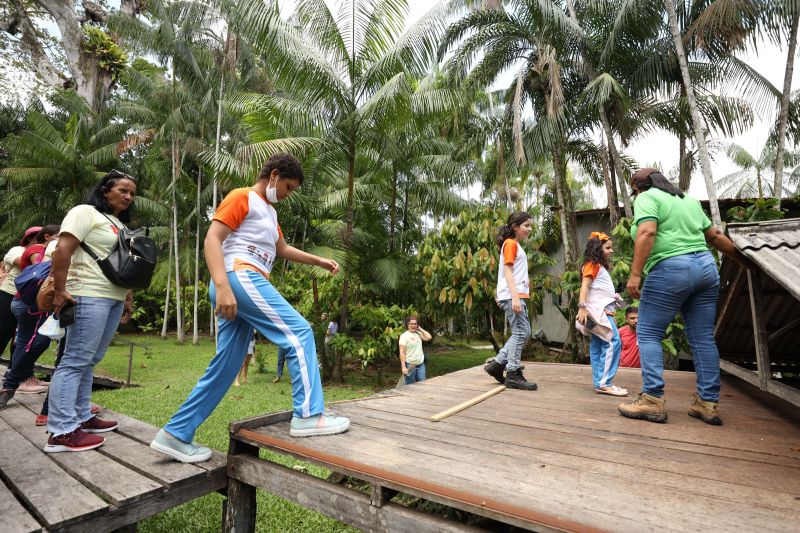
xmin=484 ymin=212 xmax=538 ymax=390
xmin=152 ymin=154 xmax=349 ymax=464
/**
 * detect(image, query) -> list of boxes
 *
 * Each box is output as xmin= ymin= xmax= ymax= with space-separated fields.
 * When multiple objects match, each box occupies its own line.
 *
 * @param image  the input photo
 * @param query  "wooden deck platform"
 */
xmin=0 ymin=385 xmax=227 ymax=532
xmin=227 ymin=363 xmax=800 ymax=533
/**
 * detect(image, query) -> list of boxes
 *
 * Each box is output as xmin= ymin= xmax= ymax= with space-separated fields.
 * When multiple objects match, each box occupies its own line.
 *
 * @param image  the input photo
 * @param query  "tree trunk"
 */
xmin=210 ymin=73 xmax=225 ymax=339
xmin=663 ymin=0 xmax=721 ymax=227
xmin=552 ymin=145 xmax=578 ymax=266
xmin=193 ymin=164 xmax=202 ymax=344
xmin=757 ymin=168 xmax=763 ymax=198
xmin=774 ymin=6 xmax=799 ymax=205
xmin=564 ymin=4 xmax=630 ymax=219
xmin=599 ymin=112 xmax=632 ymax=218
xmin=678 ymin=128 xmax=690 ymax=191
xmin=600 ymin=139 xmax=619 ymax=229
xmin=389 ymin=168 xmax=397 ymax=252
xmin=171 ymin=135 xmax=185 ymax=343
xmin=7 ymin=0 xmax=67 ymax=90
xmin=23 ymin=0 xmax=106 ymax=110
xmin=161 ymin=235 xmax=173 ymax=339
xmin=335 ymin=147 xmax=356 ymax=383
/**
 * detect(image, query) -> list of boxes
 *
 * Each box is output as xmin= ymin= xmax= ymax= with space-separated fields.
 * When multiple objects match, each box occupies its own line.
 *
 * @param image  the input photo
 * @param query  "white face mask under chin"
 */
xmin=266 ymin=183 xmax=279 ymax=203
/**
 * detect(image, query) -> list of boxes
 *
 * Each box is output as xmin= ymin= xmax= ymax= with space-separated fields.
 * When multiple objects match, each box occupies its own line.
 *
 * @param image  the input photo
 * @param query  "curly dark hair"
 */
xmin=495 ymin=211 xmax=532 ymax=249
xmin=86 ymin=170 xmax=137 ymax=223
xmin=257 ymin=153 xmax=305 ymax=184
xmin=583 ymin=237 xmax=612 ymax=270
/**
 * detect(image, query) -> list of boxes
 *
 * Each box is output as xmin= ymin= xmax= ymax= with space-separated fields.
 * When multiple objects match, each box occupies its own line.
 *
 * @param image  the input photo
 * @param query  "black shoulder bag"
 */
xmin=81 ymin=213 xmax=158 ymax=290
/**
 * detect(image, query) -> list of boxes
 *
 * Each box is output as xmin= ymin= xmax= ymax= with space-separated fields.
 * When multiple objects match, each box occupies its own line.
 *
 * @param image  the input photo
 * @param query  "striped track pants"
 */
xmin=164 ymin=270 xmax=324 ymax=443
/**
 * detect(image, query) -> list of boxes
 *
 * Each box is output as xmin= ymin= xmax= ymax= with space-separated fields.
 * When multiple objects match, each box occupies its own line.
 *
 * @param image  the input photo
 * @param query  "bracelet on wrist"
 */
xmin=578 ymin=303 xmax=587 ymax=309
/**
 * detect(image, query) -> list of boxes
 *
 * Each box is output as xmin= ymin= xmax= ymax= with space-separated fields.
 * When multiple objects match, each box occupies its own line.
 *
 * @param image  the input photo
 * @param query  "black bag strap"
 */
xmin=80 ymin=241 xmax=101 ymax=261
xmin=79 ymin=210 xmax=126 ymax=261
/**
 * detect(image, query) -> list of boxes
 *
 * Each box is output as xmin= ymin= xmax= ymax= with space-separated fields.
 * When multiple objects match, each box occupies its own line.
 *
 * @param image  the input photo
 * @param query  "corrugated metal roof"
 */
xmin=728 ymin=219 xmax=800 ymax=302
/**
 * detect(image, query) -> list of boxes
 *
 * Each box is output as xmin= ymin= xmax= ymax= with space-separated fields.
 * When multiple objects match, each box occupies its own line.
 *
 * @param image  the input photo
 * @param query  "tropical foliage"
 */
xmin=1 ymin=0 xmax=798 ymax=369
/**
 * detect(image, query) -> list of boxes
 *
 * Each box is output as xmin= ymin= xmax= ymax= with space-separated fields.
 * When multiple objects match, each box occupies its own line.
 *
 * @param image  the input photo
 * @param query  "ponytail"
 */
xmin=495 ymin=211 xmax=532 ymax=249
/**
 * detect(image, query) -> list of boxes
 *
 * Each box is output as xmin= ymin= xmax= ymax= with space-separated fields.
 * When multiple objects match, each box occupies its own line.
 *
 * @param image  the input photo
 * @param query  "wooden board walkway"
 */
xmin=0 ymin=357 xmax=131 ymax=389
xmin=0 ymin=379 xmax=227 ymax=532
xmin=227 ymin=363 xmax=800 ymax=533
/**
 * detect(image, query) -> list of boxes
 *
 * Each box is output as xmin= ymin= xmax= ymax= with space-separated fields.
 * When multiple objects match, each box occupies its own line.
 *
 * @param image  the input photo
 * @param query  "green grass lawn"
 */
xmin=38 ymin=335 xmax=493 ymax=532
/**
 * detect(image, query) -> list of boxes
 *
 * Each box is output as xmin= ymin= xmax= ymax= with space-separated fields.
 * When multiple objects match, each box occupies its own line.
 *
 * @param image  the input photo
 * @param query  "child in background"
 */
xmin=483 ymin=211 xmax=538 ymax=390
xmin=234 ymin=330 xmax=257 ymax=386
xmin=576 ymin=232 xmax=628 ymax=397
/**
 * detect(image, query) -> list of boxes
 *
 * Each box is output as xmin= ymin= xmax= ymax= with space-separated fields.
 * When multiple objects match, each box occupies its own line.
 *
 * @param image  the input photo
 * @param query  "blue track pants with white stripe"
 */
xmin=164 ymin=270 xmax=324 ymax=443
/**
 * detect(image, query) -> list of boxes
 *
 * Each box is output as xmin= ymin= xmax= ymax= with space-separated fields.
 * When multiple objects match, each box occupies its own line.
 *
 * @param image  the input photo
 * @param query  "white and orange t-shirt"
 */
xmin=496 ymin=238 xmax=529 ymax=301
xmin=213 ymin=188 xmax=283 ymax=277
xmin=581 ymin=262 xmax=616 ymax=313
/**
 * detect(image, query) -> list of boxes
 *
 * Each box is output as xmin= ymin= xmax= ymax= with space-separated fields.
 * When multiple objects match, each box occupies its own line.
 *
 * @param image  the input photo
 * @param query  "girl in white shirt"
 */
xmin=576 ymin=232 xmax=628 ymax=397
xmin=484 ymin=212 xmax=538 ymax=390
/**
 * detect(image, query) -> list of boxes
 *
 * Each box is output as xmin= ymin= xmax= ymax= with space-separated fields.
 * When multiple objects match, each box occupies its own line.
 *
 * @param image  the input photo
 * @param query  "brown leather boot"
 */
xmin=688 ymin=393 xmax=722 ymax=426
xmin=618 ymin=392 xmax=667 ymax=423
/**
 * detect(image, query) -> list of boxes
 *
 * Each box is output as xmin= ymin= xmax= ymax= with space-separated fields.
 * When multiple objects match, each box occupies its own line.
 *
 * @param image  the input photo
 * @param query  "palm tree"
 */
xmin=442 ymin=2 xmax=589 ymax=266
xmin=229 ymin=0 xmax=450 ymax=380
xmin=716 ymin=142 xmax=799 ymax=198
xmin=771 ymin=1 xmax=800 ymax=204
xmin=0 ymin=94 xmax=141 ymax=241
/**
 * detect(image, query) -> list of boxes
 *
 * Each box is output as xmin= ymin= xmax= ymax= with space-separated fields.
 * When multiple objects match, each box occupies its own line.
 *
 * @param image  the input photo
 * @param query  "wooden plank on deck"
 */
xmin=0 ymin=401 xmax=163 ymax=507
xmin=0 ymin=480 xmax=42 ymax=533
xmin=233 ymin=363 xmax=800 ymax=533
xmin=0 ymin=418 xmax=108 ymax=529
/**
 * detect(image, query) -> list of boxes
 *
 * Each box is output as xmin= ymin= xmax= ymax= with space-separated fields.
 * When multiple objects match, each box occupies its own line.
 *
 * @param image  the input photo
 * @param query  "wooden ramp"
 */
xmin=0 ymin=386 xmax=227 ymax=532
xmin=227 ymin=363 xmax=800 ymax=533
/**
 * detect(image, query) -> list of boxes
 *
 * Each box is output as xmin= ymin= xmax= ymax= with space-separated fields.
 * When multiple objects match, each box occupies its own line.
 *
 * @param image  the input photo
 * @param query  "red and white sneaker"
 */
xmin=80 ymin=416 xmax=118 ymax=433
xmin=44 ymin=429 xmax=105 ymax=453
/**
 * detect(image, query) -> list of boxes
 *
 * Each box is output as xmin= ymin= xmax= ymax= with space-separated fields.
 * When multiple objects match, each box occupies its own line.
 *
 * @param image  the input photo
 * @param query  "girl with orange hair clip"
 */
xmin=576 ymin=232 xmax=628 ymax=397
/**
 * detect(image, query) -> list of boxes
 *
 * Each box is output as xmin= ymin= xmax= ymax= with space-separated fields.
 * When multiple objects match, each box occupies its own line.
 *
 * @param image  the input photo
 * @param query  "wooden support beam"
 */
xmin=370 ymin=483 xmax=398 ymax=508
xmin=720 ymin=360 xmax=800 ymax=409
xmin=767 ymin=316 xmax=800 ymax=344
xmin=224 ymin=439 xmax=259 ymax=533
xmin=228 ymin=455 xmax=487 ymax=533
xmin=715 ymin=268 xmax=745 ymax=337
xmin=430 ymin=386 xmax=505 ymax=422
xmin=747 ymin=270 xmax=771 ymax=390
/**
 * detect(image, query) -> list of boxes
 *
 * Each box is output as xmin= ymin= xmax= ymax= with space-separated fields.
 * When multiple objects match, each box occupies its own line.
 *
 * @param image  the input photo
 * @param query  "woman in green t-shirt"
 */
xmin=619 ymin=168 xmax=751 ymax=426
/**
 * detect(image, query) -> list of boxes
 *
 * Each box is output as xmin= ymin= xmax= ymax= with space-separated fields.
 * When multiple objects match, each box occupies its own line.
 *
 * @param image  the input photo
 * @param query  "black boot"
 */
xmin=505 ymin=369 xmax=538 ymax=391
xmin=0 ymin=388 xmax=15 ymax=410
xmin=484 ymin=360 xmax=507 ymax=384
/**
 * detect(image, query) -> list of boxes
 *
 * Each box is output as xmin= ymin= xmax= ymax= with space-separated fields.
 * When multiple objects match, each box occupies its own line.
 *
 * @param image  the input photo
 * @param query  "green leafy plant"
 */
xmin=727 ymin=198 xmax=786 ymax=222
xmin=82 ymin=27 xmax=128 ymax=80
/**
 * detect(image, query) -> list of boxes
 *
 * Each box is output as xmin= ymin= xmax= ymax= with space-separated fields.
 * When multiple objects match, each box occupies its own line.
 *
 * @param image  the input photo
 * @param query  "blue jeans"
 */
xmin=3 ymin=298 xmax=51 ymax=390
xmin=494 ymin=299 xmax=530 ymax=371
xmin=276 ymin=346 xmax=287 ymax=377
xmin=638 ymin=252 xmax=721 ymax=401
xmin=47 ymin=296 xmax=124 ymax=435
xmin=404 ymin=361 xmax=426 ymax=384
xmin=589 ymin=319 xmax=621 ymax=389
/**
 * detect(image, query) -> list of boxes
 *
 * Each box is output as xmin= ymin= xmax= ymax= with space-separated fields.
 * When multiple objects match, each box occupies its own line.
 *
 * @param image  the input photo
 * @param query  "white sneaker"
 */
xmin=290 ymin=412 xmax=350 ymax=437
